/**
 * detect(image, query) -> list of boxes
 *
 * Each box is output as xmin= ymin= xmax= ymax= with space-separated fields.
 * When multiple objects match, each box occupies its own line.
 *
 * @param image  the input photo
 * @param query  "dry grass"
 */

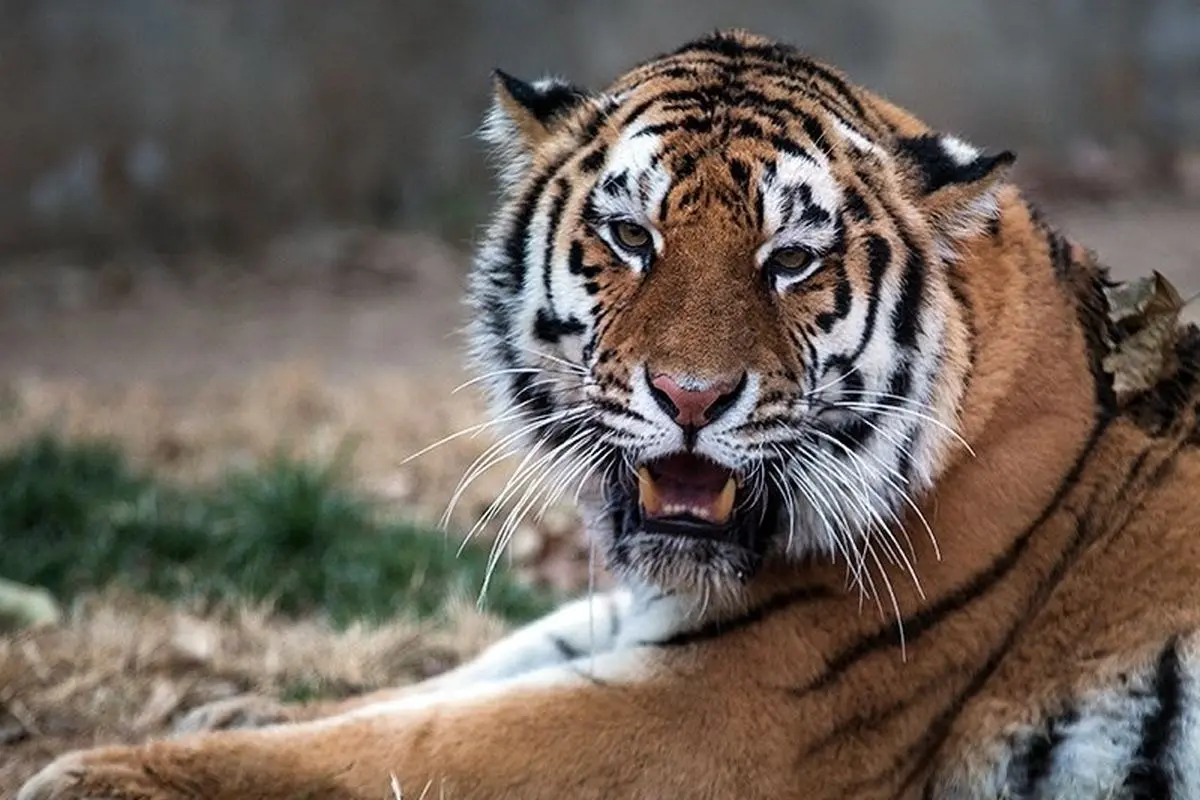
xmin=1 ymin=364 xmax=492 ymax=522
xmin=0 ymin=362 xmax=594 ymax=593
xmin=0 ymin=589 xmax=507 ymax=792
xmin=0 ymin=343 xmax=591 ymax=790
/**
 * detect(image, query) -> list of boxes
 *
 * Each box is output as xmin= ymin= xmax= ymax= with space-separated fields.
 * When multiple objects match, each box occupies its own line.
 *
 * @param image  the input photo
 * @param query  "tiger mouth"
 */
xmin=616 ymin=453 xmax=776 ymax=551
xmin=636 ymin=453 xmax=740 ymax=536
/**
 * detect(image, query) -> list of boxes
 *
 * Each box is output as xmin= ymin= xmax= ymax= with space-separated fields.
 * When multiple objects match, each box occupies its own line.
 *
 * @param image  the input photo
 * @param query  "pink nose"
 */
xmin=649 ymin=372 xmax=745 ymax=429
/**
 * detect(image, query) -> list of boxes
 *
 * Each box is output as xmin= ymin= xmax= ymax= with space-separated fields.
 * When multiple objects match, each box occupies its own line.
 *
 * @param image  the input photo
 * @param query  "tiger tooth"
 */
xmin=712 ymin=477 xmax=737 ymax=524
xmin=637 ymin=467 xmax=663 ymax=516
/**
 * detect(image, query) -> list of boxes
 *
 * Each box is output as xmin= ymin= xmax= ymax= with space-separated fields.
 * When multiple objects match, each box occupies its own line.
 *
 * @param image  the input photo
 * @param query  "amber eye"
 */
xmin=610 ymin=221 xmax=653 ymax=254
xmin=768 ymin=247 xmax=816 ymax=275
xmin=765 ymin=246 xmax=816 ymax=275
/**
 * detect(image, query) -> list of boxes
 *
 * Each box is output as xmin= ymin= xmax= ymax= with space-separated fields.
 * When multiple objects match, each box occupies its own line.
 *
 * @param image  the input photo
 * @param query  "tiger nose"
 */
xmin=648 ymin=370 xmax=747 ymax=429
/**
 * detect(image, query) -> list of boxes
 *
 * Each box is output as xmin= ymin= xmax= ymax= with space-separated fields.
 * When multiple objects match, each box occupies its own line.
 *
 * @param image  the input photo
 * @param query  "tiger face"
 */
xmin=469 ymin=30 xmax=1015 ymax=599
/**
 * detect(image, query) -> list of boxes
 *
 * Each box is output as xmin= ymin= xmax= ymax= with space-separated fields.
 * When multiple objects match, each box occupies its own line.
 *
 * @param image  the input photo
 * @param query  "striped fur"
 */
xmin=20 ymin=29 xmax=1200 ymax=800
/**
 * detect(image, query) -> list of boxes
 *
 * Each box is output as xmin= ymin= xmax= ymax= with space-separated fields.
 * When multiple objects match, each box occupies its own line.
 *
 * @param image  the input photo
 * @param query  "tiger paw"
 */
xmin=171 ymin=694 xmax=297 ymax=735
xmin=18 ymin=749 xmax=174 ymax=800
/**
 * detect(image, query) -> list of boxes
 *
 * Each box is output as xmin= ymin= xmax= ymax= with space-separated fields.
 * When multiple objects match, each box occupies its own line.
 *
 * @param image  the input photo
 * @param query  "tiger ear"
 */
xmin=481 ymin=71 xmax=593 ymax=184
xmin=895 ymin=133 xmax=1016 ymax=246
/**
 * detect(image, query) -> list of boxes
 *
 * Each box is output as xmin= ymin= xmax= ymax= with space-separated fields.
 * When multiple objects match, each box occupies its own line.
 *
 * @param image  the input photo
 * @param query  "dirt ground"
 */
xmin=4 ymin=203 xmax=1199 ymax=393
xmin=0 ymin=200 xmax=1197 ymax=790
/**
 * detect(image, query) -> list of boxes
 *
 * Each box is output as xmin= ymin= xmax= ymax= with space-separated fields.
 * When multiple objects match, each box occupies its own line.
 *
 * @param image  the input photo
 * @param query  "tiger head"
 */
xmin=468 ymin=30 xmax=1016 ymax=600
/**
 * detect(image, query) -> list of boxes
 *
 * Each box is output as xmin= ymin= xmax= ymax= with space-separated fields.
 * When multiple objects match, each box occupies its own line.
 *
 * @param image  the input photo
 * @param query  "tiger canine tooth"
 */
xmin=712 ymin=477 xmax=737 ymax=524
xmin=637 ymin=467 xmax=663 ymax=515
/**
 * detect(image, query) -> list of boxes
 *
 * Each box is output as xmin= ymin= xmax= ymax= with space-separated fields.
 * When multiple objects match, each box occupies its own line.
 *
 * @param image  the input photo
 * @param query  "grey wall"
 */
xmin=2 ymin=0 xmax=1198 ymax=255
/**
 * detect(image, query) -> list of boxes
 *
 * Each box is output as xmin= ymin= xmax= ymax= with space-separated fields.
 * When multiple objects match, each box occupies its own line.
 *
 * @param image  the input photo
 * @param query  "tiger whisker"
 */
xmin=444 ymin=403 xmax=593 ymax=530
xmin=452 ymin=366 xmax=585 ymax=395
xmin=479 ymin=429 xmax=598 ymax=600
xmin=802 ymin=439 xmax=925 ymax=601
xmin=826 ymin=400 xmax=975 ymax=455
xmin=803 ymin=364 xmax=863 ymax=398
xmin=798 ymin=442 xmax=907 ymax=592
xmin=510 ymin=343 xmax=589 ymax=375
xmin=402 ymin=395 xmax=545 ymax=467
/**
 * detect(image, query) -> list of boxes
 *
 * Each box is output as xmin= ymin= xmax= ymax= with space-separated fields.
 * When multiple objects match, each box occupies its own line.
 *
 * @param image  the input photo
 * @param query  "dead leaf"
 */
xmin=1102 ymin=271 xmax=1187 ymax=398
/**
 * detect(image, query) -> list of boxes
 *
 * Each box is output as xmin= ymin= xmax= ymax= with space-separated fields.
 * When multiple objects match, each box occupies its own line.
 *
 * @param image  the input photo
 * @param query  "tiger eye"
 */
xmin=612 ymin=221 xmax=652 ymax=252
xmin=768 ymin=248 xmax=816 ymax=277
xmin=767 ymin=247 xmax=815 ymax=273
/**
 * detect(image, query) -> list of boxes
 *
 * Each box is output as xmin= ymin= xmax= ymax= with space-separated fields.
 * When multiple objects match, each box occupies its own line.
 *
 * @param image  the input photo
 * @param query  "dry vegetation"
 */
xmin=0 ymin=590 xmax=506 ymax=790
xmin=0 ymin=361 xmax=587 ymax=789
xmin=2 ymin=364 xmax=495 ymax=525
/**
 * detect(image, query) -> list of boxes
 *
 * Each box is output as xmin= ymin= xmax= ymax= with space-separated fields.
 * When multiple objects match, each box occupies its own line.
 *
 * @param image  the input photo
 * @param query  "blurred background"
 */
xmin=1 ymin=1 xmax=1199 ymax=786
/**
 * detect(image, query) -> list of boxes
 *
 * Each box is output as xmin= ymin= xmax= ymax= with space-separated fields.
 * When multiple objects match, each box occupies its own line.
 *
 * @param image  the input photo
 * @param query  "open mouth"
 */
xmin=636 ymin=453 xmax=741 ymax=538
xmin=602 ymin=451 xmax=780 ymax=589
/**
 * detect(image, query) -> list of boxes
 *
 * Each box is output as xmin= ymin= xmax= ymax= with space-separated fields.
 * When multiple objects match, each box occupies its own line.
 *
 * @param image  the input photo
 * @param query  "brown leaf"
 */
xmin=1102 ymin=271 xmax=1187 ymax=398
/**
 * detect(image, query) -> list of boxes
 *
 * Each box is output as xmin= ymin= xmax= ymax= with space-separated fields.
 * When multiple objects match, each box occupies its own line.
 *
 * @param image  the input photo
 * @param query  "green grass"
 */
xmin=0 ymin=434 xmax=556 ymax=626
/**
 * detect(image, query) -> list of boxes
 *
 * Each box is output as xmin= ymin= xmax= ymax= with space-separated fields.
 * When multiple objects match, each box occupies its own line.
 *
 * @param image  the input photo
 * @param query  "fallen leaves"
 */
xmin=1103 ymin=270 xmax=1193 ymax=399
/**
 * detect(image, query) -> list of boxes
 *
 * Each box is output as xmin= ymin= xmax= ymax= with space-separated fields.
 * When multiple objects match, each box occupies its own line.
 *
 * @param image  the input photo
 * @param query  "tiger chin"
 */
xmin=21 ymin=29 xmax=1200 ymax=800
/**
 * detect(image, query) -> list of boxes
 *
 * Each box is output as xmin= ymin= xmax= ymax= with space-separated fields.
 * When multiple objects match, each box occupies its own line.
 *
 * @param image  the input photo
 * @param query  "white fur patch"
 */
xmin=479 ymin=97 xmax=533 ymax=191
xmin=831 ymin=118 xmax=883 ymax=157
xmin=762 ymin=152 xmax=842 ymax=233
xmin=940 ymin=135 xmax=981 ymax=167
xmin=756 ymin=151 xmax=842 ymax=276
xmin=294 ymin=588 xmax=688 ymax=733
xmin=1170 ymin=638 xmax=1200 ymax=796
xmin=933 ymin=185 xmax=1003 ymax=263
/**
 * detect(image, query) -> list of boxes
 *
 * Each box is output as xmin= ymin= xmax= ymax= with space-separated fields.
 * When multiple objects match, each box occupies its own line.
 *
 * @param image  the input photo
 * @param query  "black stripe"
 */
xmin=672 ymin=151 xmax=701 ymax=182
xmin=795 ymin=664 xmax=960 ymax=762
xmin=893 ymin=239 xmax=926 ymax=350
xmin=500 ymin=150 xmax=575 ymax=301
xmin=801 ymin=114 xmax=830 ymax=156
xmin=550 ymin=635 xmax=585 ymax=661
xmin=634 ymin=116 xmax=714 ymax=139
xmin=945 ymin=260 xmax=976 ymax=398
xmin=814 ymin=260 xmax=851 ymax=333
xmin=652 ymin=586 xmax=833 ymax=648
xmin=579 ymin=144 xmax=608 ymax=174
xmin=892 ymin=428 xmax=1165 ymax=797
xmin=728 ymin=158 xmax=751 ymax=194
xmin=618 ymin=96 xmax=663 ymax=130
xmin=541 ymin=178 xmax=569 ymax=297
xmin=1009 ymin=706 xmax=1078 ymax=798
xmin=670 ymin=34 xmax=869 ymax=120
xmin=793 ymin=413 xmax=1110 ymax=698
xmin=1124 ymin=636 xmax=1183 ymax=799
xmin=827 ymin=234 xmax=890 ymax=372
xmin=844 ymin=189 xmax=871 ymax=222
xmin=533 ymin=308 xmax=586 ymax=344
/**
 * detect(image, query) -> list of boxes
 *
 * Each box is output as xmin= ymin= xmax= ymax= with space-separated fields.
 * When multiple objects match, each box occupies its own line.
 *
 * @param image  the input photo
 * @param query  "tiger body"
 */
xmin=20 ymin=30 xmax=1200 ymax=800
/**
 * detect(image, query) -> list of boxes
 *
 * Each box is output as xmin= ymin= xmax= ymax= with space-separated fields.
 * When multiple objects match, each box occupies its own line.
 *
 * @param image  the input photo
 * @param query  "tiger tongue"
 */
xmin=636 ymin=454 xmax=737 ymax=525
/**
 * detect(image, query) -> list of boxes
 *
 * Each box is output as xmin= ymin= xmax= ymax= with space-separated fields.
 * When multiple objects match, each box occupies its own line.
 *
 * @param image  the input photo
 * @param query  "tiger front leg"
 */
xmin=173 ymin=589 xmax=638 ymax=735
xmin=19 ymin=652 xmax=785 ymax=800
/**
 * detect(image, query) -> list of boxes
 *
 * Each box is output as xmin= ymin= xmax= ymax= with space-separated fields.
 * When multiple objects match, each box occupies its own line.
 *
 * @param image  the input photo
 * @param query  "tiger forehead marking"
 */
xmin=471 ymin=29 xmax=1009 ymax=599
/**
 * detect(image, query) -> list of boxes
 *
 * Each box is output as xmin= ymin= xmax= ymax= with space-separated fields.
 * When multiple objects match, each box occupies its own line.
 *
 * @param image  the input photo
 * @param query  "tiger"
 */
xmin=19 ymin=28 xmax=1200 ymax=800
